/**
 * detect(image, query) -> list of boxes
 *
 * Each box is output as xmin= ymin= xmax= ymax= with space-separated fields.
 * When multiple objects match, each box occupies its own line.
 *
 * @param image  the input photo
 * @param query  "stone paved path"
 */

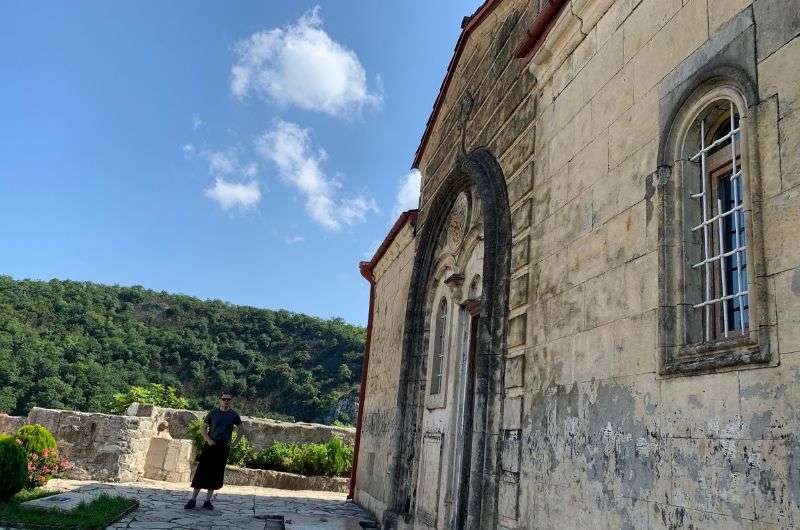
xmin=41 ymin=479 xmax=377 ymax=530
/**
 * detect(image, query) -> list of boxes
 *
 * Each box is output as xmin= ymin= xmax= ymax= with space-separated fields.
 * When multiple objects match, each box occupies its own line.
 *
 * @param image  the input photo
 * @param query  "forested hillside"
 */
xmin=0 ymin=276 xmax=365 ymax=424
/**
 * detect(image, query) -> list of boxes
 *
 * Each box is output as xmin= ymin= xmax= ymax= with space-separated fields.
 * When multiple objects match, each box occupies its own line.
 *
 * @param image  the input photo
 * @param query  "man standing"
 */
xmin=185 ymin=391 xmax=243 ymax=510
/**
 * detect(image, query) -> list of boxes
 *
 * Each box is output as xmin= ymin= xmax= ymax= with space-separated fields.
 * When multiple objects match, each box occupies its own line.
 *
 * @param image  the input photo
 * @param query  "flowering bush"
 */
xmin=19 ymin=444 xmax=73 ymax=488
xmin=14 ymin=424 xmax=70 ymax=488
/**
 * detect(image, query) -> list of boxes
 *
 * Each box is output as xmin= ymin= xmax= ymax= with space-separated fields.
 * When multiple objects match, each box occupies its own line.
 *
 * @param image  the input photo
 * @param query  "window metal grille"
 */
xmin=689 ymin=101 xmax=749 ymax=341
xmin=430 ymin=299 xmax=447 ymax=395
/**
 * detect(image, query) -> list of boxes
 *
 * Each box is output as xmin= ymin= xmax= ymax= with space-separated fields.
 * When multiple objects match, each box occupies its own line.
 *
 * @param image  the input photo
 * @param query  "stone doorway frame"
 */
xmin=384 ymin=149 xmax=511 ymax=529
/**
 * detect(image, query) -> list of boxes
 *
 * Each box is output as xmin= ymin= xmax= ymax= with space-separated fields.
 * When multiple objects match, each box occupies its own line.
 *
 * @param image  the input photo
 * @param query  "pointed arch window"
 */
xmin=430 ymin=298 xmax=448 ymax=396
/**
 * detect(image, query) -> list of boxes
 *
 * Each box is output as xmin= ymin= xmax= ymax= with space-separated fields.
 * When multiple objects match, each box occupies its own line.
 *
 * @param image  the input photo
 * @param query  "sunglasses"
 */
xmin=220 ymin=397 xmax=232 ymax=401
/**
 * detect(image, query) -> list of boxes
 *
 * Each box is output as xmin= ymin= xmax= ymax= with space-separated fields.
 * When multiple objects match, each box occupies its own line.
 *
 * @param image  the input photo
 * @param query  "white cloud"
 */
xmin=255 ymin=120 xmax=377 ymax=230
xmin=192 ymin=114 xmax=205 ymax=132
xmin=392 ymin=169 xmax=421 ymax=218
xmin=182 ymin=144 xmax=196 ymax=155
xmin=231 ymin=6 xmax=382 ymax=117
xmin=284 ymin=235 xmax=305 ymax=245
xmin=205 ymin=149 xmax=258 ymax=179
xmin=204 ymin=178 xmax=261 ymax=211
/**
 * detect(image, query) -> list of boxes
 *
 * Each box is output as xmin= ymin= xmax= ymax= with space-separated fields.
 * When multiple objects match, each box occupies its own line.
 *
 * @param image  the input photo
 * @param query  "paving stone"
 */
xmin=37 ymin=478 xmax=376 ymax=530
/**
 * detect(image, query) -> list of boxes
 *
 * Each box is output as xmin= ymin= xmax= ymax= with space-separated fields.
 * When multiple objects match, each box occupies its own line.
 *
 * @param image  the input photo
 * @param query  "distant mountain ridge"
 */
xmin=0 ymin=275 xmax=365 ymax=424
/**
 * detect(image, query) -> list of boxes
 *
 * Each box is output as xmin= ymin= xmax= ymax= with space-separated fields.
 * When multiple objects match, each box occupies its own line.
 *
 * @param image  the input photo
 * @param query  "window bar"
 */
xmin=691 ymin=243 xmax=747 ymax=268
xmin=700 ymin=120 xmax=712 ymax=341
xmin=689 ymin=126 xmax=741 ymax=161
xmin=690 ymin=201 xmax=743 ymax=232
xmin=716 ymin=198 xmax=730 ymax=336
xmin=693 ymin=289 xmax=749 ymax=309
xmin=729 ymin=102 xmax=746 ymax=332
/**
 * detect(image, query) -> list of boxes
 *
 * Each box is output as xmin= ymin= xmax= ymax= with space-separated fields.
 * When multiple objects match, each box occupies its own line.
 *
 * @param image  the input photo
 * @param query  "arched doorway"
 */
xmin=386 ymin=149 xmax=511 ymax=529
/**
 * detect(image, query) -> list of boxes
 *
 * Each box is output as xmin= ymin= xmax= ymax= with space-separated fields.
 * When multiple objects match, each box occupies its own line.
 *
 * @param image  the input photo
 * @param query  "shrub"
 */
xmin=187 ymin=418 xmax=207 ymax=457
xmin=15 ymin=424 xmax=68 ymax=488
xmin=324 ymin=436 xmax=353 ymax=477
xmin=106 ymin=384 xmax=189 ymax=415
xmin=16 ymin=425 xmax=56 ymax=454
xmin=227 ymin=434 xmax=252 ymax=467
xmin=0 ymin=435 xmax=27 ymax=500
xmin=245 ymin=437 xmax=353 ymax=477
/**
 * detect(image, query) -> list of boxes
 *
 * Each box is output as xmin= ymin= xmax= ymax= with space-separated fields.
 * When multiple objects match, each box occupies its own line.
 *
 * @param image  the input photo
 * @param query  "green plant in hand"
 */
xmin=187 ymin=418 xmax=252 ymax=466
xmin=0 ymin=435 xmax=27 ymax=501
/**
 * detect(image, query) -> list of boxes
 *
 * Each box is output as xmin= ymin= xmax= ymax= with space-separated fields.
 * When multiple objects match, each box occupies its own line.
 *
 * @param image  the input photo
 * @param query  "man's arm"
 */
xmin=230 ymin=418 xmax=245 ymax=445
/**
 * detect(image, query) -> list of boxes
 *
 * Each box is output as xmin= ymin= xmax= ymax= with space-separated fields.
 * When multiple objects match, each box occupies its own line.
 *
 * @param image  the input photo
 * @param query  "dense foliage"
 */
xmin=246 ymin=437 xmax=353 ymax=477
xmin=0 ymin=276 xmax=365 ymax=423
xmin=15 ymin=425 xmax=56 ymax=455
xmin=107 ymin=384 xmax=189 ymax=415
xmin=0 ymin=435 xmax=26 ymax=500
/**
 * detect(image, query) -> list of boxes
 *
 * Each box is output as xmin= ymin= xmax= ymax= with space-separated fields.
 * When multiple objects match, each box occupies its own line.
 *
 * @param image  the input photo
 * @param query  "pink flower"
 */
xmin=43 ymin=448 xmax=49 ymax=458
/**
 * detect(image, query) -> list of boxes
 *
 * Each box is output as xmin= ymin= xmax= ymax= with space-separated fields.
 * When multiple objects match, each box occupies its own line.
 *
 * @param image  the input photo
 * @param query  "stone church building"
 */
xmin=351 ymin=0 xmax=800 ymax=528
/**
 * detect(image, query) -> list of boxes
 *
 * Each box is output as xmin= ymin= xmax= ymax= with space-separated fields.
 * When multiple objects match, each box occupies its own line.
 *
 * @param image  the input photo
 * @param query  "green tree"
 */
xmin=0 ymin=276 xmax=364 ymax=423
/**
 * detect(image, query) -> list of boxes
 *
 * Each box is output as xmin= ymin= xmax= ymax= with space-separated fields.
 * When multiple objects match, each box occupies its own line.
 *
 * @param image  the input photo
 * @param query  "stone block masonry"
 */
xmin=354 ymin=0 xmax=800 ymax=528
xmin=0 ymin=404 xmax=355 ymax=484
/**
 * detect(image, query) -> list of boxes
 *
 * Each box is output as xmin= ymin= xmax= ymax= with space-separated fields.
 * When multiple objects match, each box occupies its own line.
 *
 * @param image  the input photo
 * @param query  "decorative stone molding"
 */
xmin=523 ymin=0 xmax=617 ymax=89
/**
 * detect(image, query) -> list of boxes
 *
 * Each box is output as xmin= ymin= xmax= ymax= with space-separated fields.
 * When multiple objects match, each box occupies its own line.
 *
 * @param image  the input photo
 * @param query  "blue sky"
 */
xmin=1 ymin=1 xmax=479 ymax=325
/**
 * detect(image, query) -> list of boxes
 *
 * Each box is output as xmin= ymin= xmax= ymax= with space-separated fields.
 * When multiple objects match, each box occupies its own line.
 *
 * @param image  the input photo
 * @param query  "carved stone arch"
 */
xmin=456 ymin=222 xmax=485 ymax=271
xmin=385 ymin=148 xmax=511 ymax=529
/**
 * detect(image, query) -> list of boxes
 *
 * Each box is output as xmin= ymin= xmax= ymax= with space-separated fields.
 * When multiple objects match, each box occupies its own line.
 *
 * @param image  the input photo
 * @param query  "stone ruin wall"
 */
xmin=0 ymin=404 xmax=356 ymax=483
xmin=127 ymin=404 xmax=355 ymax=449
xmin=353 ymin=221 xmax=417 ymax=519
xmin=367 ymin=0 xmax=800 ymax=528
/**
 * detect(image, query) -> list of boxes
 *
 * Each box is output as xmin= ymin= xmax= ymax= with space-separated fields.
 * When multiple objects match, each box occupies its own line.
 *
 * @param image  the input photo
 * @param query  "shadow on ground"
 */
xmin=43 ymin=478 xmax=377 ymax=530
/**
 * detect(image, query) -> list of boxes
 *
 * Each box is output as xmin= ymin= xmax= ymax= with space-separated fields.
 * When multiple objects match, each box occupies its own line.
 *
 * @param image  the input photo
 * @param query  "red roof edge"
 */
xmin=514 ymin=0 xmax=569 ymax=59
xmin=359 ymin=209 xmax=419 ymax=283
xmin=411 ymin=0 xmax=505 ymax=169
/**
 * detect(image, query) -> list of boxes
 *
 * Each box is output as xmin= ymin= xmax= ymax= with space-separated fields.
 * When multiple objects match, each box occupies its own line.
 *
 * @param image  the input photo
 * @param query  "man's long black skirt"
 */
xmin=191 ymin=442 xmax=229 ymax=490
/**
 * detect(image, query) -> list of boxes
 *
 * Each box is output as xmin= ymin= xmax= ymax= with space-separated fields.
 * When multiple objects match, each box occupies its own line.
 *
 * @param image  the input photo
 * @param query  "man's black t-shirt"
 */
xmin=204 ymin=408 xmax=242 ymax=444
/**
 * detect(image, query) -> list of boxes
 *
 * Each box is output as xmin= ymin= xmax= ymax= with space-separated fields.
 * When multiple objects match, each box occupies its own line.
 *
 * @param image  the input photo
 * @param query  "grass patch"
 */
xmin=0 ymin=490 xmax=138 ymax=529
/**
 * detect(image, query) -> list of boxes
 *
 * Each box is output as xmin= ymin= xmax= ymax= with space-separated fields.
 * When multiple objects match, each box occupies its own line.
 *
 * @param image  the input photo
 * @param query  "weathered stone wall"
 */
xmin=28 ymin=407 xmax=157 ymax=482
xmin=353 ymin=221 xmax=417 ymax=520
xmin=0 ymin=413 xmax=26 ymax=435
xmin=137 ymin=405 xmax=355 ymax=449
xmin=224 ymin=466 xmax=350 ymax=493
xmin=369 ymin=0 xmax=800 ymax=528
xmin=144 ymin=437 xmax=195 ymax=483
xmin=2 ymin=404 xmax=356 ymax=484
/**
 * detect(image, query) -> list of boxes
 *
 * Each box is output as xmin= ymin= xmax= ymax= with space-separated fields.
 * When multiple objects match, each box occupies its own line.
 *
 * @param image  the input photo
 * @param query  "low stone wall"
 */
xmin=0 ymin=414 xmax=26 ymax=436
xmin=1 ymin=404 xmax=355 ymax=489
xmin=128 ymin=404 xmax=355 ymax=450
xmin=222 ymin=466 xmax=350 ymax=493
xmin=28 ymin=407 xmax=157 ymax=482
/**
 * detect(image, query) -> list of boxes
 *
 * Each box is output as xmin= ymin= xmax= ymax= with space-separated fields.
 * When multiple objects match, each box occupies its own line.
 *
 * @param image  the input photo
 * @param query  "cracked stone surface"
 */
xmin=20 ymin=478 xmax=376 ymax=530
